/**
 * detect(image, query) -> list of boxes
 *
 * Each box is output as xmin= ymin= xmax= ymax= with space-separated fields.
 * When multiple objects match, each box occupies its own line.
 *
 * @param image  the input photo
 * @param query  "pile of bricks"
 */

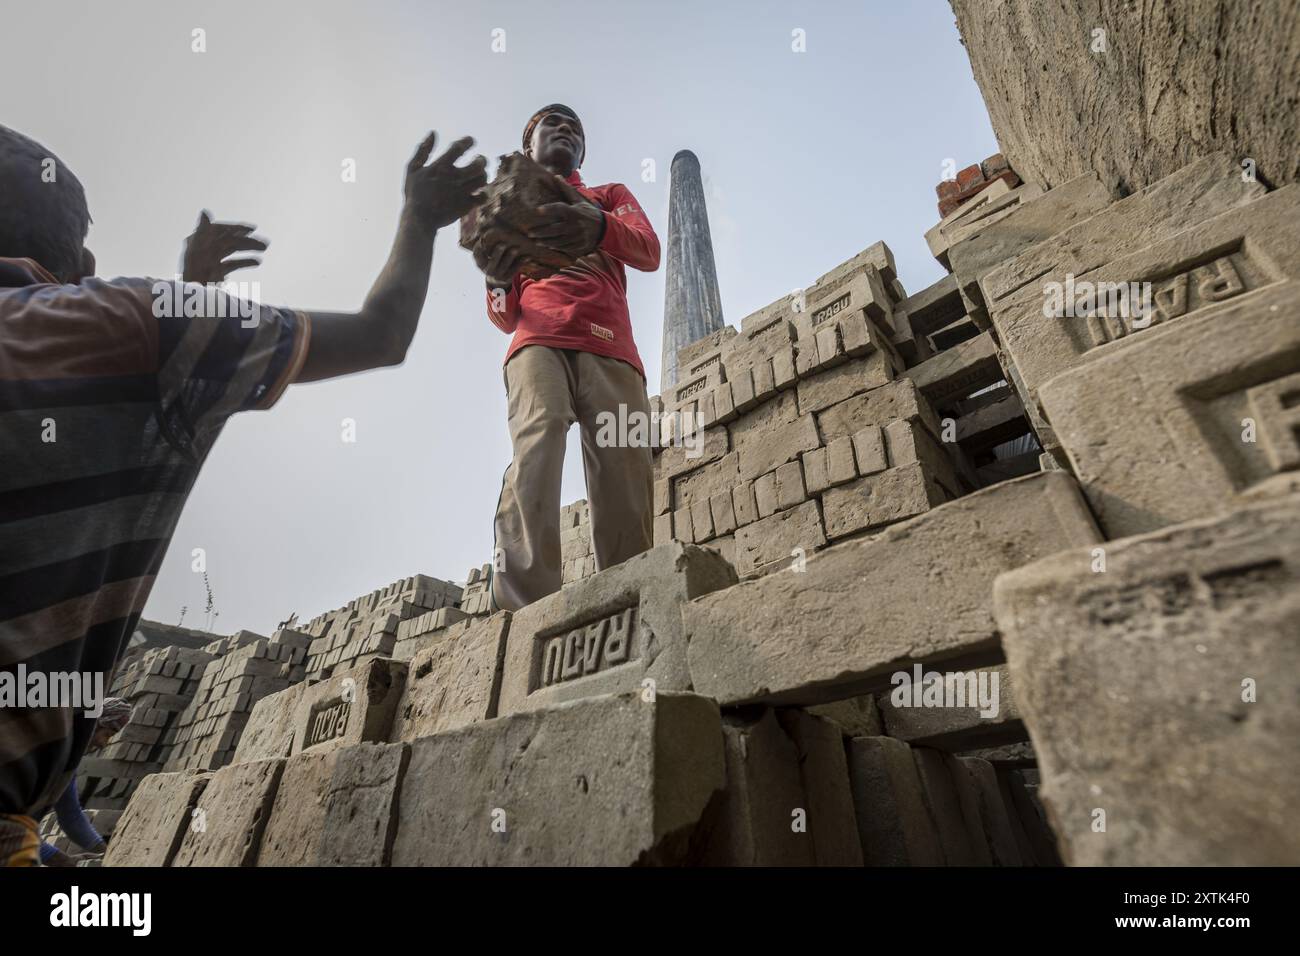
xmin=75 ymin=643 xmax=220 ymax=810
xmin=458 ymin=564 xmax=493 ymax=615
xmin=100 ymin=145 xmax=1298 ymax=868
xmin=647 ymin=240 xmax=994 ymax=579
xmin=560 ymin=499 xmax=594 ymax=584
xmin=303 ymin=574 xmax=462 ymax=678
xmin=935 ymin=153 xmax=1020 ymax=218
xmin=162 ymin=629 xmax=311 ymax=772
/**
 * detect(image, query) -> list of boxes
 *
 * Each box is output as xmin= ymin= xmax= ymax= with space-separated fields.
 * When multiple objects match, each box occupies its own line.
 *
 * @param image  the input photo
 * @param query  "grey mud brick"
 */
xmin=255 ymin=748 xmax=337 ymax=867
xmin=232 ymin=682 xmax=309 ymax=763
xmin=905 ymin=330 xmax=1002 ymax=408
xmin=704 ymin=533 xmax=736 ymax=570
xmin=994 ymin=185 xmax=1300 ymax=414
xmin=657 ymin=425 xmax=728 ymax=480
xmin=292 ymin=657 xmax=407 ymax=755
xmin=942 ymin=751 xmax=997 ymax=866
xmin=926 ymin=179 xmax=1044 ymax=265
xmin=980 ymin=151 xmax=1267 ymax=307
xmin=653 ymin=477 xmax=671 ymax=515
xmin=753 ymin=471 xmax=778 ymax=519
xmin=672 ymin=452 xmax=740 ymax=510
xmin=103 ymin=770 xmax=210 ymax=867
xmin=700 ymin=710 xmax=815 ymax=866
xmin=993 ymin=491 xmax=1300 ymax=866
xmin=814 ymin=323 xmax=845 ymax=367
xmin=310 ymin=743 xmax=405 ymax=868
xmin=897 ymin=273 xmax=965 ymax=338
xmin=772 ymin=343 xmax=798 ymax=389
xmin=956 ymin=756 xmax=1023 ymax=866
xmin=807 ymin=695 xmax=884 ymax=738
xmin=845 ymin=737 xmax=944 ymax=866
xmin=673 ymin=506 xmax=694 ymax=543
xmin=961 ymin=741 xmax=1037 ymax=769
xmin=257 ymin=742 xmax=408 ymax=867
xmin=737 ymin=413 xmax=819 ymax=484
xmin=391 ymin=692 xmax=725 ymax=866
xmin=1038 ymin=281 xmax=1300 ymax=538
xmin=946 ymin=171 xmax=1114 ymax=301
xmin=796 ymin=349 xmax=895 ymax=415
xmin=775 ymin=710 xmax=865 ymax=866
xmin=730 ymin=365 xmax=756 ymax=411
xmin=821 ymin=461 xmax=945 ymax=540
xmin=712 ymin=380 xmax=737 ymax=423
xmin=172 ymin=758 xmax=284 ymax=867
xmin=802 ymin=268 xmax=893 ymax=334
xmin=709 ymin=490 xmax=737 ymax=537
xmin=733 ymin=499 xmax=827 ymax=578
xmin=752 ymin=356 xmax=777 ymax=400
xmin=677 ymin=326 xmax=736 ymax=373
xmin=685 ymin=472 xmax=1101 ymax=707
xmin=390 ymin=612 xmax=511 ymax=740
xmin=802 ymin=446 xmax=830 ymax=494
xmin=875 ymin=665 xmax=1025 ymax=751
xmin=774 ymin=460 xmax=806 ymax=510
xmin=690 ymin=496 xmax=714 ymax=541
xmin=826 ymin=436 xmax=857 ymax=485
xmin=653 ymin=512 xmax=673 ymax=545
xmin=729 ymin=389 xmax=800 ymax=451
xmin=732 ymin=480 xmax=758 ymax=526
xmin=1000 ymin=769 xmax=1062 ymax=866
xmin=496 ymin=543 xmax=737 ymax=714
xmin=851 ymin=425 xmax=888 ymax=475
xmin=817 ymin=378 xmax=942 ymax=445
xmin=810 ymin=240 xmax=898 ymax=291
xmin=912 ymin=747 xmax=982 ymax=865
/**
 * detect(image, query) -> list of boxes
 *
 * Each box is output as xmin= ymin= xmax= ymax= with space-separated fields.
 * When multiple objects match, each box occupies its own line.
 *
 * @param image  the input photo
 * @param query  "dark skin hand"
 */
xmin=181 ymin=212 xmax=268 ymax=284
xmin=296 ymin=132 xmax=487 ymax=381
xmin=476 ymin=111 xmax=604 ymax=287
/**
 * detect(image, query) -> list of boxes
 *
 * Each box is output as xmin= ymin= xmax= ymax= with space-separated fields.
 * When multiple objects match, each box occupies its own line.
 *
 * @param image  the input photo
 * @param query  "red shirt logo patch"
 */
xmin=590 ymin=322 xmax=614 ymax=342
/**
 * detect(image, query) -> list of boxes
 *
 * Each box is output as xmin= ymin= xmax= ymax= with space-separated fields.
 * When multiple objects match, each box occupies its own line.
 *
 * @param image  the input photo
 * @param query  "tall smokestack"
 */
xmin=660 ymin=150 xmax=724 ymax=394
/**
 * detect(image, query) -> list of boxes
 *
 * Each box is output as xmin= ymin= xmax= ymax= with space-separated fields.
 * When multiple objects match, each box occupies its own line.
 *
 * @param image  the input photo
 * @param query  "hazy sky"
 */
xmin=5 ymin=0 xmax=997 ymax=634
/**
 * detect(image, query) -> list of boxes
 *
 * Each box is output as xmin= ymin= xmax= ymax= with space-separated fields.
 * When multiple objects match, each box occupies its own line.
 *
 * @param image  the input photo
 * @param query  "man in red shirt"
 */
xmin=473 ymin=104 xmax=660 ymax=611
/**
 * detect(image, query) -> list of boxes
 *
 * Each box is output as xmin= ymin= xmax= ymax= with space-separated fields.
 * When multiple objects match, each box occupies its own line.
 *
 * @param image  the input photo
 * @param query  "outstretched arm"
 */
xmin=297 ymin=132 xmax=487 ymax=382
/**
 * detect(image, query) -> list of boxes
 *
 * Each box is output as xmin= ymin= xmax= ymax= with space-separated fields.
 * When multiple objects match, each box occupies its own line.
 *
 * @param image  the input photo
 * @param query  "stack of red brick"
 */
xmin=936 ymin=154 xmax=1020 ymax=217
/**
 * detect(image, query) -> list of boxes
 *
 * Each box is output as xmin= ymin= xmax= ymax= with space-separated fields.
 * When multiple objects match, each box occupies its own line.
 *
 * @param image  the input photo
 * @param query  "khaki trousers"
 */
xmin=491 ymin=345 xmax=654 ymax=611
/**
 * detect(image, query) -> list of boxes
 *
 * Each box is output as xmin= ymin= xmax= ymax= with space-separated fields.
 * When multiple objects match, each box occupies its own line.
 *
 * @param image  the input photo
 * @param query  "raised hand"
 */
xmin=404 ymin=132 xmax=488 ymax=233
xmin=181 ymin=211 xmax=268 ymax=284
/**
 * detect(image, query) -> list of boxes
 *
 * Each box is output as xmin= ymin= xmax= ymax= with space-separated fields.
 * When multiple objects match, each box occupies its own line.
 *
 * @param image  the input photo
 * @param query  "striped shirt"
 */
xmin=0 ymin=258 xmax=309 ymax=823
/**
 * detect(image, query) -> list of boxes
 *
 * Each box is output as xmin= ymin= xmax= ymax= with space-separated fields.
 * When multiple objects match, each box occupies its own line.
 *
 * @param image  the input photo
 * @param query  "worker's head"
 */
xmin=0 ymin=125 xmax=94 ymax=283
xmin=89 ymin=697 xmax=132 ymax=750
xmin=523 ymin=104 xmax=585 ymax=176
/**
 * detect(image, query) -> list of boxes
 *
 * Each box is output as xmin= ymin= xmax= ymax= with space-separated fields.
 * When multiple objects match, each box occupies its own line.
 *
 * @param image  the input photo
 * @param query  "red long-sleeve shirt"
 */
xmin=485 ymin=171 xmax=659 ymax=379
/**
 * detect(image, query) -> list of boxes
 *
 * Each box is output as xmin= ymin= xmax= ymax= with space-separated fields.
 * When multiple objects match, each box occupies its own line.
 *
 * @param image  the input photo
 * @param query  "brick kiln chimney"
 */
xmin=660 ymin=150 xmax=724 ymax=393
